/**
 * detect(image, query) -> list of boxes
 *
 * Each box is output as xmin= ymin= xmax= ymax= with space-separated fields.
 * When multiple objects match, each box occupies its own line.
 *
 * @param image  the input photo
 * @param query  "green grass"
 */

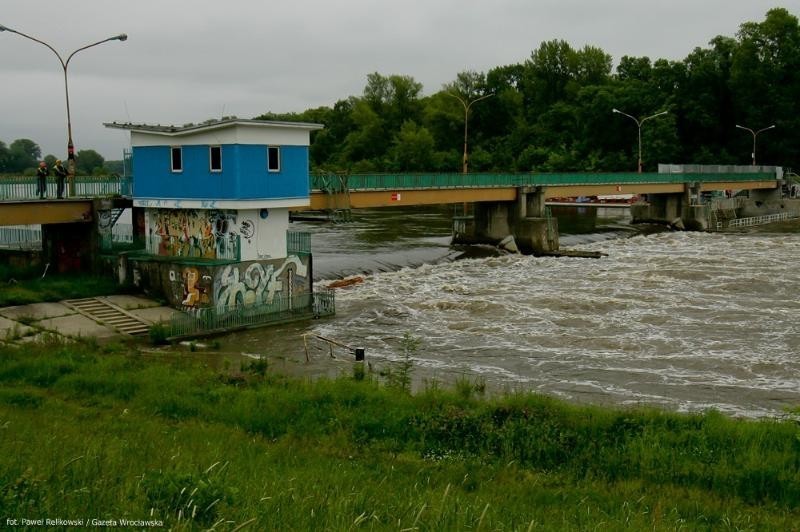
xmin=0 ymin=272 xmax=123 ymax=306
xmin=0 ymin=340 xmax=799 ymax=530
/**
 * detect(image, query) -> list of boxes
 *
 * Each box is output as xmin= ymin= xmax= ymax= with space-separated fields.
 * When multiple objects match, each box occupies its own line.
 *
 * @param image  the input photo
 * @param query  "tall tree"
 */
xmin=8 ymin=139 xmax=41 ymax=172
xmin=76 ymin=149 xmax=105 ymax=175
xmin=0 ymin=141 xmax=9 ymax=172
xmin=389 ymin=121 xmax=437 ymax=171
xmin=730 ymin=8 xmax=800 ymax=165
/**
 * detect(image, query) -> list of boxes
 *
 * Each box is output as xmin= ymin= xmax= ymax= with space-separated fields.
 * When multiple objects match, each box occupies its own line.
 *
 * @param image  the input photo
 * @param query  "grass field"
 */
xmin=0 ymin=264 xmax=123 ymax=307
xmin=0 ymin=339 xmax=798 ymax=530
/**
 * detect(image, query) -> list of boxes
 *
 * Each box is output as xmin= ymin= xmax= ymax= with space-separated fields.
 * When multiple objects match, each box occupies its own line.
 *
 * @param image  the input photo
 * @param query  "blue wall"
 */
xmin=132 ymin=144 xmax=310 ymax=201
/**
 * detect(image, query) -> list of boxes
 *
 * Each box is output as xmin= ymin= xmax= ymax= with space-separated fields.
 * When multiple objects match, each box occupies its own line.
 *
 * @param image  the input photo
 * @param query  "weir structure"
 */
xmin=307 ymin=166 xmax=792 ymax=253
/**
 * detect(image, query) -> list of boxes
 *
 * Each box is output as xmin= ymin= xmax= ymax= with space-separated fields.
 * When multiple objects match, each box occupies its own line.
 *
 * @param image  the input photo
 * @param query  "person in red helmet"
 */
xmin=36 ymin=161 xmax=49 ymax=199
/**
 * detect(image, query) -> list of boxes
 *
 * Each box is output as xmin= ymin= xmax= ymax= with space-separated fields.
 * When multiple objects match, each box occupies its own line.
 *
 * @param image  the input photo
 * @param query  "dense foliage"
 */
xmin=258 ymin=8 xmax=800 ymax=174
xmin=0 ymin=139 xmax=119 ymax=176
xmin=0 ymin=341 xmax=798 ymax=529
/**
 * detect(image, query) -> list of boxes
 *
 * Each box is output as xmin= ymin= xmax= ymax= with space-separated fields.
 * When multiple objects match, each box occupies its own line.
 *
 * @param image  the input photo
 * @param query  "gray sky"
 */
xmin=1 ymin=0 xmax=796 ymax=160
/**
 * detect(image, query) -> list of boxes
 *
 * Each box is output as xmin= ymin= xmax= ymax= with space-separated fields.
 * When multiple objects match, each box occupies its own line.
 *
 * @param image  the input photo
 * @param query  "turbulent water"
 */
xmin=219 ymin=207 xmax=800 ymax=418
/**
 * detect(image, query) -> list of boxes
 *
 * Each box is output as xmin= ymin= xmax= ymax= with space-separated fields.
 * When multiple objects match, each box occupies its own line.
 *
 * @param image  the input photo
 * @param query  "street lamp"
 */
xmin=612 ymin=108 xmax=668 ymax=173
xmin=0 ymin=24 xmax=127 ymax=191
xmin=735 ymin=124 xmax=775 ymax=166
xmin=446 ymin=91 xmax=494 ymax=173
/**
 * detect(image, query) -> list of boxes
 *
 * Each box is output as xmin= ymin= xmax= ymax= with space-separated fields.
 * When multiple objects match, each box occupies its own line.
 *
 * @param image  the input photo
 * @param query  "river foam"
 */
xmin=314 ymin=230 xmax=800 ymax=417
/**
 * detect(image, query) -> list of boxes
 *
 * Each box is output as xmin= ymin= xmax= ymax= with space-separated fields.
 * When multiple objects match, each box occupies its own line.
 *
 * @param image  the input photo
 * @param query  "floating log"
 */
xmin=327 ymin=276 xmax=365 ymax=289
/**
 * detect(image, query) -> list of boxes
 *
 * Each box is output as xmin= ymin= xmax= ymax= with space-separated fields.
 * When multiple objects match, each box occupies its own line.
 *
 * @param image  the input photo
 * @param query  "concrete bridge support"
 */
xmin=453 ymin=187 xmax=559 ymax=254
xmin=631 ymin=183 xmax=711 ymax=229
xmin=631 ymin=191 xmax=688 ymax=226
xmin=631 ymin=182 xmax=800 ymax=231
xmin=739 ymin=186 xmax=797 ymax=217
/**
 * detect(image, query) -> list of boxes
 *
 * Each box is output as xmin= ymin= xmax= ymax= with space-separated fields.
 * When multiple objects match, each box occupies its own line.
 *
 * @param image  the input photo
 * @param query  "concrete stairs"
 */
xmin=63 ymin=297 xmax=151 ymax=336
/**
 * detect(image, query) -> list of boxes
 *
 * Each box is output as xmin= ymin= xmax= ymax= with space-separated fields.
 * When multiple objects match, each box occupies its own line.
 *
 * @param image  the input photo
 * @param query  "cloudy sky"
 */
xmin=1 ymin=0 xmax=796 ymax=160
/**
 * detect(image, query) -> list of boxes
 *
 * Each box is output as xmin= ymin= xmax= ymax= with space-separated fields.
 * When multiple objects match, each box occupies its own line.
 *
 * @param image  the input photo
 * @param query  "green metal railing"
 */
xmin=1 ymin=171 xmax=777 ymax=202
xmin=0 ymin=225 xmax=42 ymax=250
xmin=310 ymin=172 xmax=777 ymax=192
xmin=0 ymin=175 xmax=132 ymax=200
xmin=287 ymin=230 xmax=311 ymax=254
xmin=165 ymin=290 xmax=335 ymax=339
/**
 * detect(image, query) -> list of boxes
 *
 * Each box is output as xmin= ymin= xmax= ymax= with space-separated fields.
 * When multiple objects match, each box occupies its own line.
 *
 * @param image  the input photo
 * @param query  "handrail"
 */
xmin=0 ymin=174 xmax=132 ymax=200
xmin=165 ymin=290 xmax=335 ymax=339
xmin=310 ymin=171 xmax=778 ymax=192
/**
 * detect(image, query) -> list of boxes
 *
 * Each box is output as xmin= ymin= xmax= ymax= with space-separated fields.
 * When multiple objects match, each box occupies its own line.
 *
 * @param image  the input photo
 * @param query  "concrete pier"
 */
xmin=632 ymin=181 xmax=800 ymax=231
xmin=453 ymin=187 xmax=559 ymax=254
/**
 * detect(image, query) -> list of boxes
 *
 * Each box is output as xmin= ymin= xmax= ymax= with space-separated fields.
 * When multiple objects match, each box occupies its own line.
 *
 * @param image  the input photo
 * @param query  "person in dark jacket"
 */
xmin=53 ymin=159 xmax=68 ymax=199
xmin=36 ymin=161 xmax=49 ymax=199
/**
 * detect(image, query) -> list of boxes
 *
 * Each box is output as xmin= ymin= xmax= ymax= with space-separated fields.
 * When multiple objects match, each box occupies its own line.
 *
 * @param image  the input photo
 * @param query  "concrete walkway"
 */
xmin=0 ymin=295 xmax=181 ymax=346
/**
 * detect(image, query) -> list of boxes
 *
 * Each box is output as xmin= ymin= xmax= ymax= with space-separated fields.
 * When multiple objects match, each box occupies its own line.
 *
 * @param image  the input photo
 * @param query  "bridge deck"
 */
xmin=308 ymin=172 xmax=778 ymax=209
xmin=0 ymin=172 xmax=779 ymax=223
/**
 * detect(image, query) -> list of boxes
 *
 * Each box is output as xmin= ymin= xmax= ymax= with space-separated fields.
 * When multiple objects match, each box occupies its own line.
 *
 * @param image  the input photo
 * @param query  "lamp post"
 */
xmin=612 ymin=108 xmax=668 ymax=173
xmin=446 ymin=91 xmax=493 ymax=173
xmin=735 ymin=124 xmax=775 ymax=166
xmin=0 ymin=24 xmax=127 ymax=193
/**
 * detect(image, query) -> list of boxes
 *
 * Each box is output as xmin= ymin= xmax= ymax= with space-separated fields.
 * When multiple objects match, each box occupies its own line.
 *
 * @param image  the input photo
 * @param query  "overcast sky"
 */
xmin=1 ymin=1 xmax=797 ymax=160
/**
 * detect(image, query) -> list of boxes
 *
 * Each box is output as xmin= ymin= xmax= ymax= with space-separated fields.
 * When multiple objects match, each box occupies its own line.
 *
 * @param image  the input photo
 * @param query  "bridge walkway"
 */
xmin=0 ymin=171 xmax=779 ymax=224
xmin=307 ymin=172 xmax=779 ymax=209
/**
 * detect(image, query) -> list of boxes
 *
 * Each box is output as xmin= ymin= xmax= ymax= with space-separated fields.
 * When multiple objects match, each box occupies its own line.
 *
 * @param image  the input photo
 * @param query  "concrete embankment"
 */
xmin=0 ymin=295 xmax=179 ymax=346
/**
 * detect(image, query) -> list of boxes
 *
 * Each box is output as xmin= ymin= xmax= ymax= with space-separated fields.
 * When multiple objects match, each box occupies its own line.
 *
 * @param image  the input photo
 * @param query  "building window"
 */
xmin=210 ymin=146 xmax=222 ymax=172
xmin=170 ymin=147 xmax=183 ymax=173
xmin=267 ymin=146 xmax=281 ymax=172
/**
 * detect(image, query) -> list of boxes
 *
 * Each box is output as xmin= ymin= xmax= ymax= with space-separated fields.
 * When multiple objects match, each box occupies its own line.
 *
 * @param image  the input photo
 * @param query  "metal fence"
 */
xmin=111 ymin=223 xmax=134 ymax=244
xmin=100 ymin=224 xmax=144 ymax=252
xmin=0 ymin=175 xmax=132 ymax=201
xmin=310 ymin=171 xmax=778 ymax=193
xmin=659 ymin=164 xmax=783 ymax=178
xmin=287 ymin=231 xmax=311 ymax=254
xmin=164 ymin=290 xmax=335 ymax=339
xmin=723 ymin=212 xmax=795 ymax=229
xmin=0 ymin=225 xmax=42 ymax=250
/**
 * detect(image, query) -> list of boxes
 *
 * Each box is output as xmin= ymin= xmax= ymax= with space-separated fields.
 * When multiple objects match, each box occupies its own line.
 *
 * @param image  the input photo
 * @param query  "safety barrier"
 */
xmin=164 ymin=290 xmax=335 ymax=339
xmin=0 ymin=175 xmax=132 ymax=200
xmin=723 ymin=213 xmax=795 ymax=229
xmin=287 ymin=231 xmax=311 ymax=254
xmin=0 ymin=225 xmax=41 ymax=249
xmin=310 ymin=172 xmax=777 ymax=193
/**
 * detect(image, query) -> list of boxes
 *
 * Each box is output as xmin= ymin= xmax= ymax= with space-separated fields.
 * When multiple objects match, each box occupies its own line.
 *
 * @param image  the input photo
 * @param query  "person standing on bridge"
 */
xmin=36 ymin=161 xmax=49 ymax=199
xmin=53 ymin=159 xmax=68 ymax=199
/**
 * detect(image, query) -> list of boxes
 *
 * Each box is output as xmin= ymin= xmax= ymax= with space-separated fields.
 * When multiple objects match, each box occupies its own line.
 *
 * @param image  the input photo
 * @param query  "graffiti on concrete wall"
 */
xmin=149 ymin=209 xmax=241 ymax=259
xmin=134 ymin=255 xmax=310 ymax=311
xmin=164 ymin=266 xmax=213 ymax=309
xmin=213 ymin=255 xmax=308 ymax=312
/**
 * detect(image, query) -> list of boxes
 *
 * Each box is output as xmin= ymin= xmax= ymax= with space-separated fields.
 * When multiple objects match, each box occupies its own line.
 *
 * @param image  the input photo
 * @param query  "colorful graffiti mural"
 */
xmin=132 ymin=255 xmax=310 ymax=311
xmin=214 ymin=255 xmax=308 ymax=312
xmin=149 ymin=209 xmax=241 ymax=259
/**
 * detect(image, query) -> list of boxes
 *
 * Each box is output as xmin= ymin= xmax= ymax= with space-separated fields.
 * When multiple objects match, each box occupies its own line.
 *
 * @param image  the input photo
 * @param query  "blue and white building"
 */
xmin=105 ymin=119 xmax=323 ymax=312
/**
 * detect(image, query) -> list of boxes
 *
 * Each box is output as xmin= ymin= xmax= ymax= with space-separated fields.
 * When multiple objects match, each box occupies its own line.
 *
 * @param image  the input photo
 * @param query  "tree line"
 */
xmin=257 ymin=8 xmax=800 ymax=174
xmin=0 ymin=138 xmax=121 ymax=175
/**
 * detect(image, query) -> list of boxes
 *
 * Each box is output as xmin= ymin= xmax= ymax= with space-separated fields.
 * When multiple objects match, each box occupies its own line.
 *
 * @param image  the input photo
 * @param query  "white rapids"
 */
xmin=312 ymin=230 xmax=800 ymax=418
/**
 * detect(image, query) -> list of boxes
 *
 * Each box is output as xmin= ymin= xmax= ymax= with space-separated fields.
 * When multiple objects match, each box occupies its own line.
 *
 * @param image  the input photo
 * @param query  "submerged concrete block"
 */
xmin=514 ymin=217 xmax=559 ymax=254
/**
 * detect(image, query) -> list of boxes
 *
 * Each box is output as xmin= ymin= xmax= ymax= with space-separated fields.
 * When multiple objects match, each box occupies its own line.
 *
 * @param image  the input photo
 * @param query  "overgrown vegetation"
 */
xmin=0 ymin=267 xmax=123 ymax=306
xmin=0 ymin=339 xmax=798 ymax=529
